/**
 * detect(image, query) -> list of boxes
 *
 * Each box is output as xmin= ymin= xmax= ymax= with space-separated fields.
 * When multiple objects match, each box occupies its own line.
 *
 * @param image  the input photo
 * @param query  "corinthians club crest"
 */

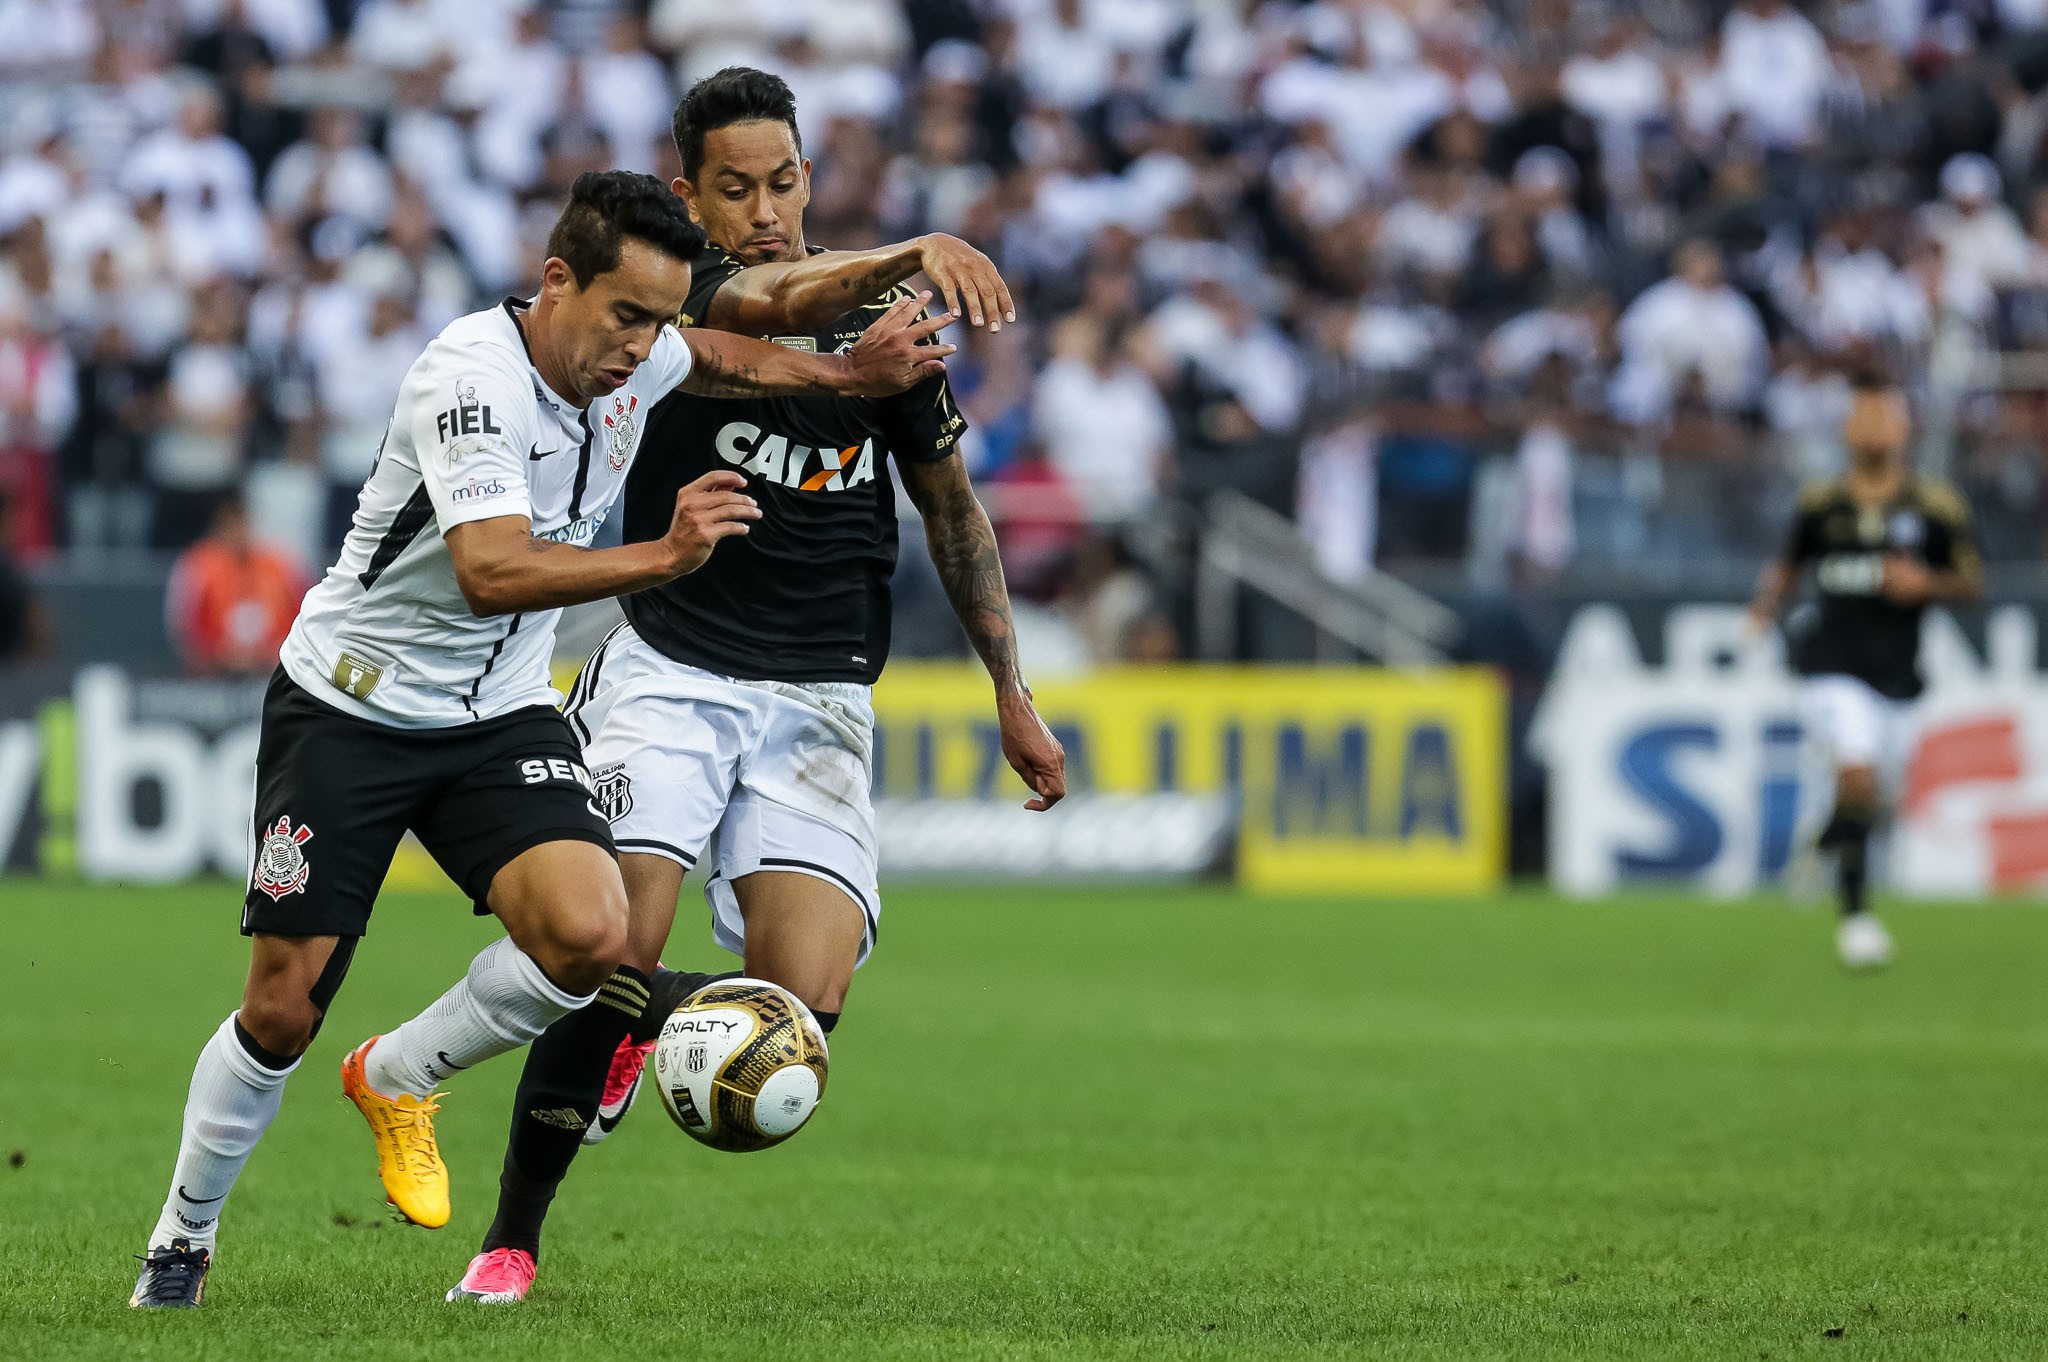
xmin=602 ymin=393 xmax=638 ymax=471
xmin=254 ymin=816 xmax=313 ymax=901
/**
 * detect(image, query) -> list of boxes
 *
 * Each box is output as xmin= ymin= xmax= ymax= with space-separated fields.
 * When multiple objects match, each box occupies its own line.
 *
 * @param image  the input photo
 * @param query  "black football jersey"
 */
xmin=621 ymin=245 xmax=966 ymax=683
xmin=1779 ymin=476 xmax=1980 ymax=699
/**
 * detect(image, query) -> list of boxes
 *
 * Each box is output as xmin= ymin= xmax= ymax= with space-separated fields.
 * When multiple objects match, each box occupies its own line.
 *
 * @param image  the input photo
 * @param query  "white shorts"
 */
xmin=1799 ymin=674 xmax=1911 ymax=773
xmin=567 ymin=624 xmax=880 ymax=967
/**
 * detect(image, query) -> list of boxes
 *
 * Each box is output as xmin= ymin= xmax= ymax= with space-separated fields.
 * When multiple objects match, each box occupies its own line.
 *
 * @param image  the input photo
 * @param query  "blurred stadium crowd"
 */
xmin=4 ymin=0 xmax=2048 ymax=671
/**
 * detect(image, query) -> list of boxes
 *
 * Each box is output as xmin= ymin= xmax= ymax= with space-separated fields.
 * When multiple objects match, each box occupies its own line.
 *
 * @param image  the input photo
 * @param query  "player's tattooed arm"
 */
xmin=902 ymin=457 xmax=1067 ymax=811
xmin=679 ymin=294 xmax=957 ymax=400
xmin=699 ymin=235 xmax=1016 ymax=337
xmin=904 ymin=457 xmax=1021 ymax=692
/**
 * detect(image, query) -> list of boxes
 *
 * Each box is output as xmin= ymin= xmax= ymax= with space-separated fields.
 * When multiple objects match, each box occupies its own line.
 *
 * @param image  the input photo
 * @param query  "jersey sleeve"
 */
xmin=1919 ymin=480 xmax=1983 ymax=584
xmin=1781 ymin=483 xmax=1830 ymax=567
xmin=675 ymin=246 xmax=747 ymax=331
xmin=644 ymin=324 xmax=694 ymax=397
xmin=406 ymin=344 xmax=535 ymax=532
xmin=875 ymin=296 xmax=969 ymax=464
xmin=877 ymin=369 xmax=969 ymax=465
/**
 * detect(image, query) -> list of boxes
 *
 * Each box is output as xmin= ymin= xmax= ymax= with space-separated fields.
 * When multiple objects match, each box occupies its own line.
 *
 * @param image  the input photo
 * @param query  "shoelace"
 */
xmin=470 ymin=1249 xmax=536 ymax=1293
xmin=386 ymin=1095 xmax=446 ymax=1175
xmin=133 ymin=1246 xmax=207 ymax=1302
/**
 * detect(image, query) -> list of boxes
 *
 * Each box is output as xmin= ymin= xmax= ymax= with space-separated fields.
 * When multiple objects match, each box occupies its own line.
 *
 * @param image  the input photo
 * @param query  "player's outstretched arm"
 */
xmin=445 ymin=472 xmax=760 ymax=616
xmin=901 ymin=456 xmax=1066 ymax=812
xmin=699 ymin=234 xmax=1015 ymax=337
xmin=678 ymin=292 xmax=955 ymax=400
xmin=1745 ymin=558 xmax=1793 ymax=634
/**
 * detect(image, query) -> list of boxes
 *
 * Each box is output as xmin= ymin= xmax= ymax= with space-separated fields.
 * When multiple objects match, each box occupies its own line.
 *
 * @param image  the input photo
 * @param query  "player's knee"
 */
xmin=236 ymin=988 xmax=320 ymax=1060
xmin=529 ymin=888 xmax=629 ymax=994
xmin=792 ymin=976 xmax=850 ymax=1018
xmin=1839 ymin=765 xmax=1880 ymax=808
xmin=754 ymin=958 xmax=852 ymax=1018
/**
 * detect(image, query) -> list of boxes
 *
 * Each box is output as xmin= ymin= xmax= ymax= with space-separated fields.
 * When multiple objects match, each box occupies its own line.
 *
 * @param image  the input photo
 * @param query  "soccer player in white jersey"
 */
xmin=443 ymin=71 xmax=1067 ymax=1305
xmin=128 ymin=170 xmax=968 ymax=1308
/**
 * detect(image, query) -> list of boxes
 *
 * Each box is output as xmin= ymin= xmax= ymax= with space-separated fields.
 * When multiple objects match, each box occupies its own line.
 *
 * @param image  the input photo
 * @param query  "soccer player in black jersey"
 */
xmin=1747 ymin=376 xmax=1981 ymax=967
xmin=445 ymin=68 xmax=1067 ymax=1303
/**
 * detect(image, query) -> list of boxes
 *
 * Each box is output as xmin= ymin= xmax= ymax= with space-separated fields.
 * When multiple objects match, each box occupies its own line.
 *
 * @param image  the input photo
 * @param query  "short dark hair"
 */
xmin=672 ymin=67 xmax=801 ymax=181
xmin=546 ymin=171 xmax=706 ymax=287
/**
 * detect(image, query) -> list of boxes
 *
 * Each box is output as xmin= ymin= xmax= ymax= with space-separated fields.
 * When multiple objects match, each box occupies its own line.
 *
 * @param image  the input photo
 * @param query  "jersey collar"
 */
xmin=500 ymin=296 xmax=581 ymax=413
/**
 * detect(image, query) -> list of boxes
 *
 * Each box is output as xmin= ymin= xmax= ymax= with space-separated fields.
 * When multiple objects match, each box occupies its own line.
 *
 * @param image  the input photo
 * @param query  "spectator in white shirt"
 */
xmin=349 ymin=0 xmax=453 ymax=73
xmin=1718 ymin=0 xmax=1830 ymax=148
xmin=314 ymin=284 xmax=427 ymax=540
xmin=1014 ymin=0 xmax=1118 ymax=111
xmin=147 ymin=283 xmax=251 ymax=549
xmin=578 ymin=15 xmax=674 ymax=175
xmin=647 ymin=0 xmax=797 ymax=89
xmin=0 ymin=0 xmax=98 ymax=78
xmin=119 ymin=84 xmax=264 ymax=275
xmin=1918 ymin=153 xmax=2033 ymax=295
xmin=1771 ymin=210 xmax=1924 ymax=349
xmin=1376 ymin=160 xmax=1485 ymax=286
xmin=265 ymin=107 xmax=395 ymax=235
xmin=1032 ymin=313 xmax=1173 ymax=524
xmin=1612 ymin=239 xmax=1770 ymax=421
xmin=1562 ymin=14 xmax=1667 ymax=137
xmin=1146 ymin=274 xmax=1305 ymax=434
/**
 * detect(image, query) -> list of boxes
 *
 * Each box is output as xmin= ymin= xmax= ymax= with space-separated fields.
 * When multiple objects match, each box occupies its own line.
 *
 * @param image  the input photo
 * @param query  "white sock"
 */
xmin=364 ymin=937 xmax=592 ymax=1099
xmin=146 ymin=1013 xmax=300 ymax=1252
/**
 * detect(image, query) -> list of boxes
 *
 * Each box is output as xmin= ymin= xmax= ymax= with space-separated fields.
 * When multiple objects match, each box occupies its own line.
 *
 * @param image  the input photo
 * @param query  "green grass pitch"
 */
xmin=3 ymin=880 xmax=2046 ymax=1360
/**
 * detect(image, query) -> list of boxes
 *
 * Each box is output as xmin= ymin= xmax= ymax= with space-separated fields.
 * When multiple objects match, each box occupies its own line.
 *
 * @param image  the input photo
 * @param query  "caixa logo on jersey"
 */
xmin=714 ymin=421 xmax=877 ymax=493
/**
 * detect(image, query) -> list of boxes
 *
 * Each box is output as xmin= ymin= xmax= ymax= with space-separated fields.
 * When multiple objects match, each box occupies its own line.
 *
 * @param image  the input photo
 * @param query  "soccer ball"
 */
xmin=652 ymin=978 xmax=829 ymax=1152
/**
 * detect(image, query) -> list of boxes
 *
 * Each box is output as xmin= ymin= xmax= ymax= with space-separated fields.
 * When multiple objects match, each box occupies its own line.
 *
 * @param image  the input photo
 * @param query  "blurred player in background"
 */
xmin=447 ymin=68 xmax=1065 ymax=1305
xmin=1747 ymin=376 xmax=1981 ymax=968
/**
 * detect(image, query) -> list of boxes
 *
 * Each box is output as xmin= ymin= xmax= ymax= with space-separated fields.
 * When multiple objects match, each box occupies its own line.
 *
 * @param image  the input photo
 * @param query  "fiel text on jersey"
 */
xmin=435 ymin=401 xmax=501 ymax=442
xmin=715 ymin=420 xmax=877 ymax=493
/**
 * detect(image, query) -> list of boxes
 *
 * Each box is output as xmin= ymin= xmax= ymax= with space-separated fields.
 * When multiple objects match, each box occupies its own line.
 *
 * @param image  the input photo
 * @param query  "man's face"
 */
xmin=543 ymin=238 xmax=693 ymax=402
xmin=1844 ymin=389 xmax=1910 ymax=465
xmin=677 ymin=120 xmax=810 ymax=265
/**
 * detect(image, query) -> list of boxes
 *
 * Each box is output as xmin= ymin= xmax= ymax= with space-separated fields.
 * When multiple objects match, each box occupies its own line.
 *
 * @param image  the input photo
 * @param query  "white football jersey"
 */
xmin=280 ymin=298 xmax=691 ymax=728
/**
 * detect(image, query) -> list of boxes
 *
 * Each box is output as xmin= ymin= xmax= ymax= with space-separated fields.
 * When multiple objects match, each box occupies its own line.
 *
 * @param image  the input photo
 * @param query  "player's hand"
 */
xmin=841 ymin=292 xmax=956 ymax=396
xmin=1882 ymin=554 xmax=1933 ymax=605
xmin=998 ymin=690 xmax=1066 ymax=812
xmin=663 ymin=470 xmax=760 ymax=575
xmin=1741 ymin=605 xmax=1774 ymax=642
xmin=916 ymin=233 xmax=1015 ymax=332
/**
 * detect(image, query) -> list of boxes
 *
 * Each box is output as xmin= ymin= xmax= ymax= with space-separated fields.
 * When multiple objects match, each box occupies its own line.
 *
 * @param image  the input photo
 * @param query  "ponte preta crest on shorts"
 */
xmin=254 ymin=815 xmax=313 ymax=901
xmin=603 ymin=393 xmax=638 ymax=472
xmin=592 ymin=763 xmax=633 ymax=823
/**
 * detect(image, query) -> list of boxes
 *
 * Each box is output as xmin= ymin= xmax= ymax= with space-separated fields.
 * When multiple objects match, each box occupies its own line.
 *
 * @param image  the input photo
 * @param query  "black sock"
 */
xmin=812 ymin=1009 xmax=839 ymax=1036
xmin=1834 ymin=813 xmax=1872 ymax=918
xmin=482 ymin=965 xmax=651 ymax=1259
xmin=631 ymin=967 xmax=744 ymax=1044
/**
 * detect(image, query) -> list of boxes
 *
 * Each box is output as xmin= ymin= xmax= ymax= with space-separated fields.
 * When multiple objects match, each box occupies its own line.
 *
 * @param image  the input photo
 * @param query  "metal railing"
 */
xmin=1192 ymin=490 xmax=1460 ymax=665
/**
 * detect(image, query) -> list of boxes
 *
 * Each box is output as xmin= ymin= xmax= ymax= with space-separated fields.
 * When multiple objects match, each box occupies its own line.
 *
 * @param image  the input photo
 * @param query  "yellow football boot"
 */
xmin=341 ymin=1037 xmax=450 ymax=1228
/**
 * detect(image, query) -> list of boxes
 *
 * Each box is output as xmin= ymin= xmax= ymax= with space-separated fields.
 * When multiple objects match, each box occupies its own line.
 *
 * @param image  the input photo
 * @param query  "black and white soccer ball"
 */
xmin=653 ymin=978 xmax=829 ymax=1153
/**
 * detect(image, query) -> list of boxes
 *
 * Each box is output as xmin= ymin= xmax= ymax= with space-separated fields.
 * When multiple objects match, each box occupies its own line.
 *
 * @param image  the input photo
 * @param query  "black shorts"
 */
xmin=240 ymin=669 xmax=613 ymax=939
